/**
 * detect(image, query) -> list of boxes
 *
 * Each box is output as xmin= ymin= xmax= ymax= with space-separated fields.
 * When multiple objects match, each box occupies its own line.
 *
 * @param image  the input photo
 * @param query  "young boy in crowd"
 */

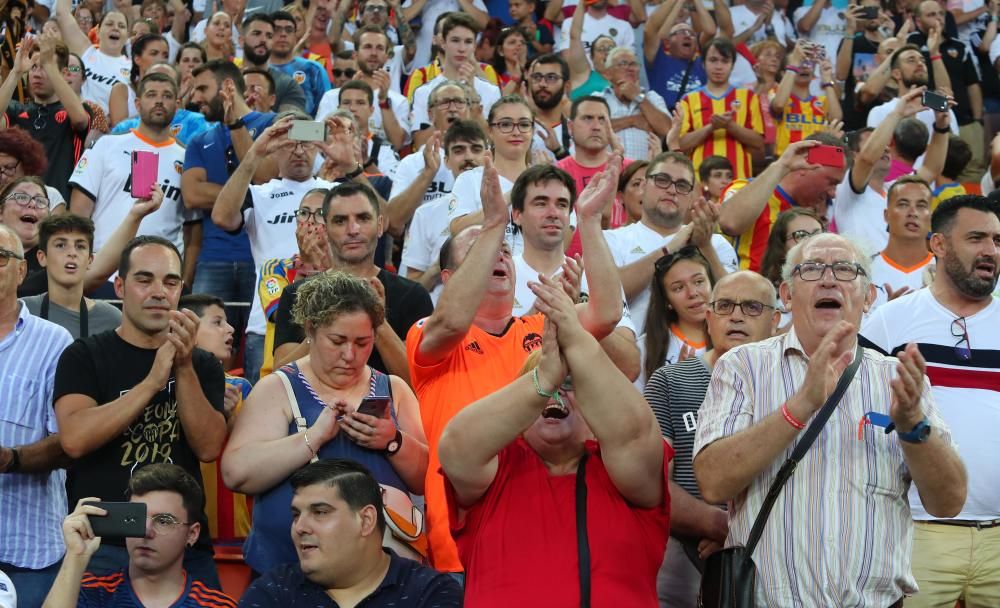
xmin=931 ymin=136 xmax=972 ymax=210
xmin=178 ymin=293 xmax=252 ymax=542
xmin=698 ymin=155 xmax=734 ymax=206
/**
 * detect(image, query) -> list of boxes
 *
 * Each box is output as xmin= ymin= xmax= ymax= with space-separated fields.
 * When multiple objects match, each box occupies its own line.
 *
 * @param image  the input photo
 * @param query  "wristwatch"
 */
xmin=227 ymin=116 xmax=246 ymax=130
xmin=384 ymin=429 xmax=403 ymax=456
xmin=634 ymin=93 xmax=647 ymax=104
xmin=892 ymin=418 xmax=932 ymax=444
xmin=344 ymin=163 xmax=365 ymax=180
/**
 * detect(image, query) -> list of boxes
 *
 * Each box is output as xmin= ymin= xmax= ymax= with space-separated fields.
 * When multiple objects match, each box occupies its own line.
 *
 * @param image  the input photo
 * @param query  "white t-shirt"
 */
xmin=80 ymin=46 xmax=131 ymax=113
xmin=869 ymin=251 xmax=934 ymax=310
xmin=730 ymin=5 xmax=795 ymax=47
xmin=366 ymin=137 xmax=400 ymax=176
xmin=991 ymin=31 xmax=1000 ymax=66
xmin=0 ymin=570 xmax=14 ymax=608
xmin=603 ymin=221 xmax=739 ymax=337
xmin=388 ymin=145 xmax=454 ymax=206
xmin=314 ymin=86 xmax=412 ymax=144
xmin=399 ymin=194 xmax=451 ymax=304
xmin=244 ymin=176 xmax=336 ymax=336
xmin=557 ymin=11 xmax=635 ymax=64
xmin=69 ymin=130 xmax=188 ymax=253
xmin=400 ymin=0 xmax=488 ymax=69
xmin=866 ymin=100 xmax=959 ymax=139
xmin=831 ymin=174 xmax=888 ymax=255
xmin=792 ymin=5 xmax=848 ymax=62
xmin=860 ymin=288 xmax=1000 ymax=521
xmin=445 ymin=165 xmax=521 ymax=255
xmin=982 ymin=164 xmax=997 ymax=195
xmin=410 ymin=74 xmax=501 ymax=132
xmin=190 ymin=18 xmax=241 ymax=48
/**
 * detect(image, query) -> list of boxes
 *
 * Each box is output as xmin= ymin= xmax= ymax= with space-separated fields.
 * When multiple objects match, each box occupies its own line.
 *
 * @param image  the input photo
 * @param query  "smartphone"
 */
xmin=806 ymin=144 xmax=846 ymax=168
xmin=922 ymin=90 xmax=949 ymax=112
xmin=130 ymin=151 xmax=158 ymax=200
xmin=289 ymin=120 xmax=327 ymax=142
xmin=84 ymin=501 xmax=147 ymax=538
xmin=859 ymin=5 xmax=880 ymax=19
xmin=357 ymin=397 xmax=390 ymax=418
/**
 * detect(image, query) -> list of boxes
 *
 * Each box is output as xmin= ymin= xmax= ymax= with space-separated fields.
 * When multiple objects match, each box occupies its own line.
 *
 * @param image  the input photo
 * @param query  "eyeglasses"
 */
xmin=273 ymin=24 xmax=296 ymax=34
xmin=0 ymin=159 xmax=20 ymax=177
xmin=612 ymin=60 xmax=640 ymax=70
xmin=529 ymin=72 xmax=564 ymax=85
xmin=792 ymin=261 xmax=866 ymax=282
xmin=0 ymin=246 xmax=24 ymax=267
xmin=5 ymin=192 xmax=49 ymax=209
xmin=951 ymin=316 xmax=971 ymax=361
xmin=333 ymin=68 xmax=357 ymax=78
xmin=490 ymin=119 xmax=534 ymax=133
xmin=295 ymin=208 xmax=325 ymax=222
xmin=147 ymin=513 xmax=193 ymax=535
xmin=709 ymin=299 xmax=775 ymax=317
xmin=431 ymin=97 xmax=469 ymax=109
xmin=787 ymin=228 xmax=823 ymax=243
xmin=33 ymin=105 xmax=48 ymax=131
xmin=363 ymin=4 xmax=387 ymax=12
xmin=67 ymin=65 xmax=82 ymax=73
xmin=648 ymin=172 xmax=694 ymax=195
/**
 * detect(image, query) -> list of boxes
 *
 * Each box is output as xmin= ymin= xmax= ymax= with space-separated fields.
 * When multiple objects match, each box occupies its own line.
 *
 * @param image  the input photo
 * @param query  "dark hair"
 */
xmin=703 ymin=37 xmax=736 ymax=62
xmin=340 ymin=79 xmax=374 ymax=106
xmin=589 ymin=34 xmax=614 ymax=60
xmin=618 ymin=159 xmax=648 ymax=193
xmin=570 ymin=95 xmax=610 ymax=120
xmin=322 ymin=181 xmax=381 ymax=219
xmin=192 ymin=59 xmax=245 ymax=96
xmin=128 ymin=463 xmax=204 ymax=522
xmin=28 ymin=38 xmax=69 ymax=70
xmin=526 ymin=52 xmax=570 ymax=82
xmin=442 ymin=12 xmax=481 ymax=39
xmin=941 ymin=136 xmax=972 ymax=181
xmin=353 ymin=24 xmax=390 ymax=49
xmin=0 ymin=177 xmax=48 ymax=217
xmin=931 ymin=194 xmax=1000 ymax=234
xmin=179 ymin=41 xmax=207 ymax=64
xmin=486 ymin=93 xmax=533 ymax=124
xmin=242 ymin=66 xmax=275 ymax=96
xmin=241 ymin=11 xmax=273 ymax=31
xmin=893 ymin=118 xmax=929 ymax=162
xmin=491 ymin=26 xmax=528 ymax=76
xmin=290 ymin=460 xmax=386 ymax=534
xmin=334 ymin=49 xmax=356 ymax=61
xmin=698 ymin=155 xmax=733 ymax=182
xmin=129 ymin=33 xmax=168 ymax=86
xmin=136 ymin=70 xmax=177 ymax=96
xmin=38 ymin=213 xmax=95 ymax=253
xmin=118 ymin=235 xmax=182 ymax=279
xmin=443 ymin=119 xmax=488 ymax=153
xmin=270 ymin=9 xmax=295 ymax=26
xmin=643 ymin=247 xmax=714 ymax=380
xmin=846 ymin=127 xmax=874 ymax=154
xmin=889 ymin=43 xmax=922 ymax=71
xmin=69 ymin=52 xmax=87 ymax=81
xmin=886 ymin=173 xmax=932 ymax=204
xmin=0 ymin=127 xmax=46 ymax=177
xmin=510 ymin=164 xmax=577 ymax=213
xmin=759 ymin=208 xmax=823 ymax=287
xmin=647 ymin=151 xmax=695 ymax=183
xmin=178 ymin=293 xmax=226 ymax=317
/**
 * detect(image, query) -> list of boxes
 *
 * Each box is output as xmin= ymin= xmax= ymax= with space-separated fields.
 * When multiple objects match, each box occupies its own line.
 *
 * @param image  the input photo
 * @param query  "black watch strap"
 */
xmin=5 ymin=447 xmax=20 ymax=473
xmin=345 ymin=164 xmax=365 ymax=179
xmin=384 ymin=429 xmax=403 ymax=456
xmin=933 ymin=123 xmax=951 ymax=133
xmin=227 ymin=116 xmax=246 ymax=130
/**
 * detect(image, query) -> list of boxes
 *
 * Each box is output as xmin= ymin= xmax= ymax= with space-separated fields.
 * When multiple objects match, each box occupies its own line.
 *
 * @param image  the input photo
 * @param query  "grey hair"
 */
xmin=605 ymin=46 xmax=637 ymax=70
xmin=780 ymin=233 xmax=873 ymax=290
xmin=276 ymin=108 xmax=312 ymax=122
xmin=712 ymin=270 xmax=778 ymax=307
xmin=430 ymin=79 xmax=472 ymax=105
xmin=0 ymin=223 xmax=23 ymax=257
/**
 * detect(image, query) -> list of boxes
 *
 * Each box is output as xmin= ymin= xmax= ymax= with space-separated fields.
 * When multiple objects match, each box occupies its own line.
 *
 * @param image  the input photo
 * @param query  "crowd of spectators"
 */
xmin=1 ymin=0 xmax=999 ymax=605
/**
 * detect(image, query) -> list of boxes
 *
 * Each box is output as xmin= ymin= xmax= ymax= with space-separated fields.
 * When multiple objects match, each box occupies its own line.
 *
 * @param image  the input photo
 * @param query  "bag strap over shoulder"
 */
xmin=576 ymin=453 xmax=591 ymax=608
xmin=743 ymin=343 xmax=864 ymax=558
xmin=277 ymin=368 xmax=317 ymax=464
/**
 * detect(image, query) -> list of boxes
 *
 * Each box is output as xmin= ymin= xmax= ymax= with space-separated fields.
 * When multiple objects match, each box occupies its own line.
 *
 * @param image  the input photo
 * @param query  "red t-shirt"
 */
xmin=557 ymin=156 xmax=634 ymax=257
xmin=446 ymin=438 xmax=673 ymax=607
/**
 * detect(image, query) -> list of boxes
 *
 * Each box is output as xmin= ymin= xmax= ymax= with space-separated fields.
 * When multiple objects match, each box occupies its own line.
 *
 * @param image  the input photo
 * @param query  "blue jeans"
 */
xmin=192 ymin=260 xmax=255 ymax=363
xmin=1 ymin=560 xmax=61 ymax=608
xmin=243 ymin=332 xmax=265 ymax=385
xmin=87 ymin=544 xmax=221 ymax=590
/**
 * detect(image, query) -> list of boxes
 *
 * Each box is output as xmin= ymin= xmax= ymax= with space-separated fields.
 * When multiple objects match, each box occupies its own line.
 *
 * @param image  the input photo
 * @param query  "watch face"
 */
xmin=387 ymin=441 xmax=400 ymax=453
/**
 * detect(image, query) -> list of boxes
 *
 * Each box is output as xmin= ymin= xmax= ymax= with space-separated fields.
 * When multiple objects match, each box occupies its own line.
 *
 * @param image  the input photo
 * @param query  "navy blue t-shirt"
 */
xmin=647 ymin=53 xmax=706 ymax=110
xmin=78 ymin=570 xmax=235 ymax=608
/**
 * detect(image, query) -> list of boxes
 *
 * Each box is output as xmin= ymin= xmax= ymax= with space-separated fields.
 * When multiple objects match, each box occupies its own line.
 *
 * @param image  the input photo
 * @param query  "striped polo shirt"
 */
xmin=79 ymin=571 xmax=236 ymax=607
xmin=0 ymin=302 xmax=73 ymax=568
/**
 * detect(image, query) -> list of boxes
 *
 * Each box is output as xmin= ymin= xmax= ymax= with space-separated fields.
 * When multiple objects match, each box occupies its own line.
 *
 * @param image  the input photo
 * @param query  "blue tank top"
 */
xmin=242 ymin=364 xmax=406 ymax=574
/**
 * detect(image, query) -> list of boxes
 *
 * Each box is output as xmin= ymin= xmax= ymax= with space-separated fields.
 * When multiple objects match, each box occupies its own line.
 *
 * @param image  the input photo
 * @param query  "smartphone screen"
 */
xmin=357 ymin=397 xmax=390 ymax=418
xmin=130 ymin=151 xmax=158 ymax=200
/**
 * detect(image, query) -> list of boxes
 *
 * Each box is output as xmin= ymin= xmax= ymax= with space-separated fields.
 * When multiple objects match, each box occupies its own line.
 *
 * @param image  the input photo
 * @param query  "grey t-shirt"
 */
xmin=21 ymin=295 xmax=122 ymax=339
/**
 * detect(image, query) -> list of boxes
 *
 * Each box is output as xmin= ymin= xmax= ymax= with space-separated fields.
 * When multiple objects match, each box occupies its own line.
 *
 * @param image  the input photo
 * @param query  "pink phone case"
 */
xmin=131 ymin=151 xmax=158 ymax=199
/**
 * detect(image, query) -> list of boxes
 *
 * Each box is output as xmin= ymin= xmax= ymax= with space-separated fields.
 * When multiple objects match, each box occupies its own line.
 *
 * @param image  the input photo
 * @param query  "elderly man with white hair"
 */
xmin=601 ymin=47 xmax=671 ymax=160
xmin=693 ymin=232 xmax=967 ymax=607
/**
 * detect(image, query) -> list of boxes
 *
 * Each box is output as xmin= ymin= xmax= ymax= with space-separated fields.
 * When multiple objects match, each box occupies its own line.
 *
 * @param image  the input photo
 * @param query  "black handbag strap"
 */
xmin=576 ymin=453 xmax=591 ymax=608
xmin=743 ymin=343 xmax=864 ymax=558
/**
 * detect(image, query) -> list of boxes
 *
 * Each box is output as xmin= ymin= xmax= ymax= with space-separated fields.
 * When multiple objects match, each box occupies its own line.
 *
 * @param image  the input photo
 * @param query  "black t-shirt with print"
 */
xmin=5 ymin=101 xmax=92 ymax=199
xmin=53 ymin=330 xmax=225 ymax=550
xmin=837 ymin=33 xmax=881 ymax=131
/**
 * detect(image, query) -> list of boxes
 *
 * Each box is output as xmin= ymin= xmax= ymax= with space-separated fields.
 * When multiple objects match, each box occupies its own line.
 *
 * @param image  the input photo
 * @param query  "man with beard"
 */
xmin=526 ymin=53 xmax=572 ymax=160
xmin=314 ymin=27 xmax=411 ymax=151
xmin=835 ymin=0 xmax=892 ymax=130
xmin=271 ymin=181 xmax=432 ymax=378
xmin=386 ymin=81 xmax=472 ymax=239
xmin=69 ymin=73 xmax=189 ymax=258
xmin=0 ymin=33 xmax=91 ymax=199
xmin=867 ymin=44 xmax=958 ymax=139
xmin=269 ymin=10 xmax=331 ymax=117
xmin=861 ymin=195 xmax=1000 ymax=608
xmin=239 ymin=13 xmax=308 ymax=113
xmin=182 ymin=61 xmax=276 ymax=383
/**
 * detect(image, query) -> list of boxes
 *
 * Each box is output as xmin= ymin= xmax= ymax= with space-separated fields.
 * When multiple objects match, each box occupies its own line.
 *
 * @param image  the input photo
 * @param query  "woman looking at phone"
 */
xmin=222 ymin=271 xmax=428 ymax=575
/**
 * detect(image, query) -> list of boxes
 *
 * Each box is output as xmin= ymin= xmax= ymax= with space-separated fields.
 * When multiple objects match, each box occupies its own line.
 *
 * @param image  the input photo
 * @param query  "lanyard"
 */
xmin=40 ymin=294 xmax=89 ymax=338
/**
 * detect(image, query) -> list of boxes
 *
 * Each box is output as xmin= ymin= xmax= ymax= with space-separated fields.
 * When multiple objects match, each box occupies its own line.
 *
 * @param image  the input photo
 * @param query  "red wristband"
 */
xmin=930 ymin=54 xmax=942 ymax=61
xmin=781 ymin=402 xmax=807 ymax=430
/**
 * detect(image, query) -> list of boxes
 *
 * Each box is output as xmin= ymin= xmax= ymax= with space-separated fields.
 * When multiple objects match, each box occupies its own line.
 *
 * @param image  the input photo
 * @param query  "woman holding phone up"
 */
xmin=222 ymin=271 xmax=428 ymax=575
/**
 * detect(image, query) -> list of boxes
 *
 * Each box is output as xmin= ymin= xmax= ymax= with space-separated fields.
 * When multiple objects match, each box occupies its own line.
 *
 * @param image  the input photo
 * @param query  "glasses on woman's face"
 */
xmin=787 ymin=228 xmax=823 ymax=243
xmin=295 ymin=208 xmax=325 ymax=223
xmin=147 ymin=513 xmax=193 ymax=535
xmin=648 ymin=172 xmax=694 ymax=195
xmin=951 ymin=316 xmax=971 ymax=361
xmin=0 ymin=246 xmax=24 ymax=267
xmin=5 ymin=192 xmax=49 ymax=210
xmin=490 ymin=119 xmax=534 ymax=134
xmin=792 ymin=261 xmax=866 ymax=282
xmin=709 ymin=299 xmax=775 ymax=317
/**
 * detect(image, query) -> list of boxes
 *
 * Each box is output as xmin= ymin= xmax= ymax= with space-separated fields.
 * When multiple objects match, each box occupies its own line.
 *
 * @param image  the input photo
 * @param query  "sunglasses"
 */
xmin=333 ymin=68 xmax=357 ymax=78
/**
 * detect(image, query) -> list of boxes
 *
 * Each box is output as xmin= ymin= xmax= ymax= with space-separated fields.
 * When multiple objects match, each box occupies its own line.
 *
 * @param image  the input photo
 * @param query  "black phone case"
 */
xmin=357 ymin=397 xmax=390 ymax=417
xmin=87 ymin=502 xmax=147 ymax=538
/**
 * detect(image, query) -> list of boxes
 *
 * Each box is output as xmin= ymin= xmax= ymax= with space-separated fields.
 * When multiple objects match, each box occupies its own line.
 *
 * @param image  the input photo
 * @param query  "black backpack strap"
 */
xmin=576 ymin=453 xmax=591 ymax=608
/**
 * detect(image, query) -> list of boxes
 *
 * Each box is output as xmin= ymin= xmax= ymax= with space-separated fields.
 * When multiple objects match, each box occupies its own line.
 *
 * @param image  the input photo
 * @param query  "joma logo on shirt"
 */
xmin=270 ymin=190 xmax=296 ymax=199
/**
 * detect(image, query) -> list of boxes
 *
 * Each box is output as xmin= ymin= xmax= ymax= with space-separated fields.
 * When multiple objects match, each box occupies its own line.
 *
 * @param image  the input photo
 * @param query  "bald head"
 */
xmin=706 ymin=270 xmax=780 ymax=355
xmin=713 ymin=270 xmax=777 ymax=307
xmin=0 ymin=224 xmax=23 ymax=256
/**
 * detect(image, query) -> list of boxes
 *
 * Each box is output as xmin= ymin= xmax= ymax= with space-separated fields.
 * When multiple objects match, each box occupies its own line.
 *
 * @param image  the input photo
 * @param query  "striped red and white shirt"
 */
xmin=694 ymin=328 xmax=954 ymax=606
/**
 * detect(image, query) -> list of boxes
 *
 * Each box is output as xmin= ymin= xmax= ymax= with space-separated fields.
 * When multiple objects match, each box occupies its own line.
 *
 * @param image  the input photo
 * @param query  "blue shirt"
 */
xmin=0 ymin=302 xmax=72 ymax=568
xmin=647 ymin=53 xmax=706 ymax=109
xmin=240 ymin=551 xmax=462 ymax=607
xmin=78 ymin=570 xmax=236 ymax=607
xmin=111 ymin=109 xmax=213 ymax=146
xmin=184 ymin=112 xmax=275 ymax=264
xmin=270 ymin=58 xmax=331 ymax=117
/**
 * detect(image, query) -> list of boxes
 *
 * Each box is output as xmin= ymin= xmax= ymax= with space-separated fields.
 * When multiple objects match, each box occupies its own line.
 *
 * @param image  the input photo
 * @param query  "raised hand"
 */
xmin=892 ymin=85 xmax=926 ymax=119
xmin=648 ymin=131 xmax=664 ymax=158
xmin=777 ymin=139 xmax=823 ymax=173
xmin=63 ymin=499 xmax=107 ymax=558
xmin=666 ymin=105 xmax=684 ymax=151
xmin=885 ymin=283 xmax=911 ymax=301
xmin=689 ymin=197 xmax=717 ymax=248
xmin=822 ymin=118 xmax=845 ymax=140
xmin=371 ymin=68 xmax=391 ymax=101
xmin=422 ymin=131 xmax=442 ymax=175
xmin=148 ymin=339 xmax=176 ymax=389
xmin=130 ymin=183 xmax=164 ymax=214
xmin=13 ymin=34 xmax=34 ymax=75
xmin=223 ymin=383 xmax=242 ymax=418
xmin=167 ymin=309 xmax=201 ymax=368
xmin=576 ymin=154 xmax=622 ymax=220
xmin=535 ymin=316 xmax=568 ymax=395
xmin=537 ymin=119 xmax=561 ymax=154
xmin=250 ymin=114 xmax=294 ymax=159
xmin=558 ymin=254 xmax=584 ymax=303
xmin=678 ymin=343 xmax=696 ymax=362
xmin=797 ymin=320 xmax=857 ymax=413
xmin=890 ymin=342 xmax=929 ymax=432
xmin=341 ymin=408 xmax=396 ymax=450
xmin=927 ymin=25 xmax=941 ymax=55
xmin=479 ymin=155 xmax=509 ymax=231
xmin=528 ymin=272 xmax=587 ymax=349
